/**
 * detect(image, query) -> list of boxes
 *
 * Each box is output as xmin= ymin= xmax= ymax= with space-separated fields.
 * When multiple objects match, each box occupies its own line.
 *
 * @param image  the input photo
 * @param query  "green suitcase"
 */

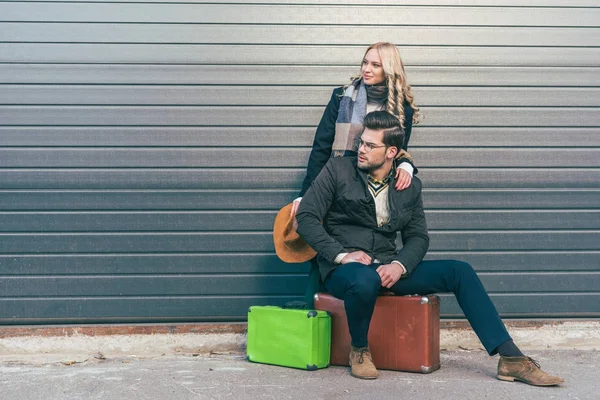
xmin=246 ymin=305 xmax=331 ymax=370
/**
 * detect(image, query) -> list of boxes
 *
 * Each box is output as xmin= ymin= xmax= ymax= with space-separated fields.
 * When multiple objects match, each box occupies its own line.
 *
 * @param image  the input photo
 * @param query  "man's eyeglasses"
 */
xmin=356 ymin=139 xmax=387 ymax=153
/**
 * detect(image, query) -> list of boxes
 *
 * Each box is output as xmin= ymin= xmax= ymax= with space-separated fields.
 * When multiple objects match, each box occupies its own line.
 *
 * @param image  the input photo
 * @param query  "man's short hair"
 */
xmin=362 ymin=111 xmax=405 ymax=150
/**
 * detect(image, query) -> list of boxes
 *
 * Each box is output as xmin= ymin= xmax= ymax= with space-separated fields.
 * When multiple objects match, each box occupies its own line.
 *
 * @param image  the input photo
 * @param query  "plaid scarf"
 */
xmin=332 ymin=79 xmax=368 ymax=156
xmin=333 ymin=78 xmax=413 ymax=164
xmin=333 ymin=79 xmax=388 ymax=155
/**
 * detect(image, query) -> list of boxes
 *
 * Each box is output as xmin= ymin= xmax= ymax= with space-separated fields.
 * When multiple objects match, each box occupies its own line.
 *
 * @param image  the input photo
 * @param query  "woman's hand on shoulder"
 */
xmin=290 ymin=197 xmax=302 ymax=216
xmin=394 ymin=168 xmax=412 ymax=191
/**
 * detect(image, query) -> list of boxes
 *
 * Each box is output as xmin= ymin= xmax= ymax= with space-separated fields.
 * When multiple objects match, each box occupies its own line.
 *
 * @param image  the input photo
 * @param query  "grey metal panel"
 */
xmin=0 ymin=232 xmax=277 ymax=253
xmin=2 ymin=44 xmax=600 ymax=66
xmin=0 ymin=1 xmax=597 ymax=324
xmin=422 ymin=189 xmax=600 ymax=210
xmin=0 ymin=189 xmax=597 ymax=211
xmin=0 ymin=211 xmax=282 ymax=232
xmin=419 ymin=87 xmax=600 ymax=107
xmin=4 ymin=23 xmax=599 ymax=47
xmin=409 ymin=128 xmax=600 ymax=148
xmin=417 ymin=169 xmax=600 ymax=189
xmin=0 ymin=127 xmax=318 ymax=147
xmin=426 ymin=211 xmax=600 ymax=230
xmin=409 ymin=107 xmax=600 ymax=127
xmin=1 ymin=210 xmax=598 ymax=232
xmin=426 ymin=231 xmax=600 ymax=251
xmin=0 ymin=168 xmax=599 ymax=189
xmin=412 ymin=149 xmax=600 ymax=168
xmin=2 ymin=65 xmax=599 ymax=86
xmin=1 ymin=106 xmax=599 ymax=126
xmin=0 ymin=148 xmax=597 ymax=168
xmin=181 ymin=0 xmax=600 ymax=5
xmin=0 ymin=255 xmax=308 ymax=275
xmin=4 ymin=85 xmax=600 ymax=107
xmin=425 ymin=252 xmax=600 ymax=272
xmin=0 ymin=231 xmax=597 ymax=253
xmin=1 ymin=127 xmax=599 ymax=147
xmin=409 ymin=66 xmax=600 ymax=87
xmin=439 ymin=294 xmax=600 ymax=318
xmin=0 ymin=296 xmax=304 ymax=324
xmin=0 ymin=148 xmax=311 ymax=168
xmin=478 ymin=272 xmax=600 ymax=293
xmin=0 ymin=294 xmax=599 ymax=324
xmin=1 ymin=272 xmax=597 ymax=297
xmin=0 ymin=105 xmax=322 ymax=126
xmin=1 ymin=252 xmax=597 ymax=275
xmin=3 ymin=4 xmax=598 ymax=26
xmin=0 ymin=275 xmax=307 ymax=296
xmin=0 ymin=169 xmax=304 ymax=190
xmin=10 ymin=0 xmax=600 ymax=5
xmin=0 ymin=190 xmax=299 ymax=211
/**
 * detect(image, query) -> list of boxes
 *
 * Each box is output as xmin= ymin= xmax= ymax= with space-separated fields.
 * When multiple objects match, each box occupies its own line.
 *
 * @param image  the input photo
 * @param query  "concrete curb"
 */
xmin=1 ymin=320 xmax=598 ymax=362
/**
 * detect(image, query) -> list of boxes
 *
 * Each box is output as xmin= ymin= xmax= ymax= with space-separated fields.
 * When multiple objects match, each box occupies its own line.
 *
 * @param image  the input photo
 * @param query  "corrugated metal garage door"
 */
xmin=0 ymin=0 xmax=599 ymax=323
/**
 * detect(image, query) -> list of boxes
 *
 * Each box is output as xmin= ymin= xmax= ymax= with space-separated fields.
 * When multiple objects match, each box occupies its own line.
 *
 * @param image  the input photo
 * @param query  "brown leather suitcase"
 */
xmin=314 ymin=292 xmax=440 ymax=373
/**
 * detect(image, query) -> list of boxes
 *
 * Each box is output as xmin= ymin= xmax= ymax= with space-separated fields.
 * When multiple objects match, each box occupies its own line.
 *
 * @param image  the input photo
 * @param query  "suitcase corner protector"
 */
xmin=421 ymin=364 xmax=440 ymax=374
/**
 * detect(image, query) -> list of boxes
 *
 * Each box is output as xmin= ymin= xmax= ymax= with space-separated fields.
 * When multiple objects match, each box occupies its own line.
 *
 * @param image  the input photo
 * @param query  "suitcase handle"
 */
xmin=282 ymin=301 xmax=308 ymax=310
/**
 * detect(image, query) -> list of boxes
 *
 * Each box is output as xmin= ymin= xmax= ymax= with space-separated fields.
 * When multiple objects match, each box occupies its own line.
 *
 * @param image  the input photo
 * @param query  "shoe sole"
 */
xmin=496 ymin=375 xmax=563 ymax=386
xmin=351 ymin=372 xmax=378 ymax=380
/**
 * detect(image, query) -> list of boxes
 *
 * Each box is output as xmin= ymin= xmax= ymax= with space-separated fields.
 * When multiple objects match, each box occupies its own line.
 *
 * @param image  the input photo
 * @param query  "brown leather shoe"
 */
xmin=349 ymin=346 xmax=378 ymax=379
xmin=497 ymin=356 xmax=564 ymax=386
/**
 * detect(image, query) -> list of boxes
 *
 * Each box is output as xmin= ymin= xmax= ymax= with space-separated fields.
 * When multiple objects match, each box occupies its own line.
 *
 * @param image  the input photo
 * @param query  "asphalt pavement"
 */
xmin=0 ymin=350 xmax=597 ymax=400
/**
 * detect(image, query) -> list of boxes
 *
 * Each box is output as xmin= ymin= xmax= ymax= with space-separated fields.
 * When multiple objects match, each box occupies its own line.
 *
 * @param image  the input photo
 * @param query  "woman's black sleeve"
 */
xmin=299 ymin=88 xmax=343 ymax=197
xmin=395 ymin=101 xmax=418 ymax=174
xmin=402 ymin=100 xmax=414 ymax=151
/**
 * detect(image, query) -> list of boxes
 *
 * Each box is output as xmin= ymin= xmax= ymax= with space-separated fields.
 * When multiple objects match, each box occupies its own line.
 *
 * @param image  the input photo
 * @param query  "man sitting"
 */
xmin=295 ymin=111 xmax=563 ymax=386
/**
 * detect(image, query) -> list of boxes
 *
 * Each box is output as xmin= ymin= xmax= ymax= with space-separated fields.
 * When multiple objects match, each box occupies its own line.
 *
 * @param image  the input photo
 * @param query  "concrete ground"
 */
xmin=0 ymin=350 xmax=597 ymax=400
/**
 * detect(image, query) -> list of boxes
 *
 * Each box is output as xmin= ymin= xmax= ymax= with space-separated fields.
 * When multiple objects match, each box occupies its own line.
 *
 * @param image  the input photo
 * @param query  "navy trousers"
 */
xmin=324 ymin=259 xmax=511 ymax=355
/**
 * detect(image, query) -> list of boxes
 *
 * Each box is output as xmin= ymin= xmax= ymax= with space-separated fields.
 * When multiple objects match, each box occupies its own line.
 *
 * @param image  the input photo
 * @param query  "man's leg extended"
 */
xmin=389 ymin=259 xmax=563 ymax=386
xmin=389 ymin=259 xmax=509 ymax=354
xmin=324 ymin=262 xmax=380 ymax=379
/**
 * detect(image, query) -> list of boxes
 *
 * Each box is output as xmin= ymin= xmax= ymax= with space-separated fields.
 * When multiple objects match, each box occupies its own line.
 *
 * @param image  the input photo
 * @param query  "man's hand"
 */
xmin=394 ymin=168 xmax=412 ymax=191
xmin=376 ymin=263 xmax=405 ymax=288
xmin=341 ymin=251 xmax=372 ymax=265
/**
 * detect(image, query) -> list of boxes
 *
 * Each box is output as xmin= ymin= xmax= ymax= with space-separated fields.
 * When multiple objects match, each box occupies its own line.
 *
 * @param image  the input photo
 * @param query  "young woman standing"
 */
xmin=292 ymin=42 xmax=423 ymax=214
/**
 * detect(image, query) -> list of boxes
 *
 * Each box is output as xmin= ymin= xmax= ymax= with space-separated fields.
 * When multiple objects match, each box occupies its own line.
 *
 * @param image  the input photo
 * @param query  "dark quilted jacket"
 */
xmin=296 ymin=157 xmax=429 ymax=281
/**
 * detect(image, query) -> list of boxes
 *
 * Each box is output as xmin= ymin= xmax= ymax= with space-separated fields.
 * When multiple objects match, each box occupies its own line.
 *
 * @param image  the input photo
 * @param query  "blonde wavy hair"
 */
xmin=353 ymin=42 xmax=423 ymax=128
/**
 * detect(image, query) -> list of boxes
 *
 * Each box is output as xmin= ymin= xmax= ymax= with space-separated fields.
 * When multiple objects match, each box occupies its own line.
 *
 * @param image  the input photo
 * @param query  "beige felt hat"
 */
xmin=273 ymin=203 xmax=317 ymax=263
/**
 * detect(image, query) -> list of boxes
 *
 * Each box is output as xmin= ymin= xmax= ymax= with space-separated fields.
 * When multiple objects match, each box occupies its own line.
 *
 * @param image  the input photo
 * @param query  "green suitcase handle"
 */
xmin=282 ymin=301 xmax=308 ymax=310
